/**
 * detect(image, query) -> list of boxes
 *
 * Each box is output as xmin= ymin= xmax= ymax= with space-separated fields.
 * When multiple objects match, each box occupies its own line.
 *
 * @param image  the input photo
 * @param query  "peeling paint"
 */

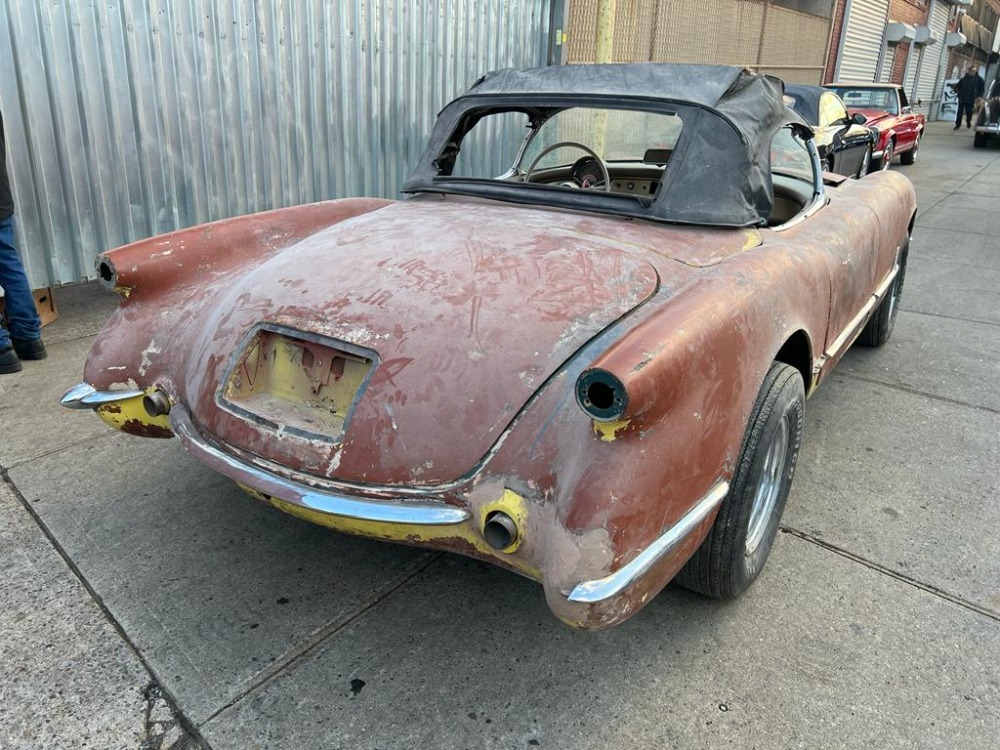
xmin=593 ymin=419 xmax=630 ymax=442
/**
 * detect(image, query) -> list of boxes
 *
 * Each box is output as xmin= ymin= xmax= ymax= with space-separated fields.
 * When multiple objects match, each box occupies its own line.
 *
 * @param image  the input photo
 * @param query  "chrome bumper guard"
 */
xmin=61 ymin=384 xmax=727 ymax=605
xmin=567 ymin=480 xmax=729 ymax=603
xmin=170 ymin=405 xmax=469 ymax=526
xmin=61 ymin=382 xmax=145 ymax=409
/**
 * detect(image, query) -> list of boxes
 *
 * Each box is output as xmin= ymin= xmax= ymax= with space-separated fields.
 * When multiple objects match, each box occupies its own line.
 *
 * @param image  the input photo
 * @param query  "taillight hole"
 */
xmin=586 ymin=382 xmax=615 ymax=410
xmin=98 ymin=260 xmax=115 ymax=283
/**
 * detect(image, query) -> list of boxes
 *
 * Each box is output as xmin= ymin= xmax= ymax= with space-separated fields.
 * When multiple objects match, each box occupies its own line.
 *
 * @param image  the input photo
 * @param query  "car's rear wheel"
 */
xmin=880 ymin=140 xmax=894 ymax=171
xmin=900 ymin=134 xmax=920 ymax=165
xmin=675 ymin=362 xmax=804 ymax=600
xmin=856 ymin=147 xmax=872 ymax=178
xmin=974 ymin=132 xmax=987 ymax=148
xmin=858 ymin=244 xmax=908 ymax=347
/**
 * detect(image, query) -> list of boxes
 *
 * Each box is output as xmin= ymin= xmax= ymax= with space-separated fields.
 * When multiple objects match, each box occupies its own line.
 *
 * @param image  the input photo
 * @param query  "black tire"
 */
xmin=858 ymin=244 xmax=908 ymax=347
xmin=973 ymin=132 xmax=987 ymax=148
xmin=675 ymin=363 xmax=804 ymax=600
xmin=899 ymin=135 xmax=919 ymax=165
xmin=880 ymin=139 xmax=894 ymax=171
xmin=856 ymin=147 xmax=872 ymax=178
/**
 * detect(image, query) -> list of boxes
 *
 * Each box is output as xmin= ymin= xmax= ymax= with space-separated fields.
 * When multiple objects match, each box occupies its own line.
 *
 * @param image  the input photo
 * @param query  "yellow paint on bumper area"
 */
xmin=238 ymin=483 xmax=541 ymax=580
xmin=95 ymin=392 xmax=172 ymax=433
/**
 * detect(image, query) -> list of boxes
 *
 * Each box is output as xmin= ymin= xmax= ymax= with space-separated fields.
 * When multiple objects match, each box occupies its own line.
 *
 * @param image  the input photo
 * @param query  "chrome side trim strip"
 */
xmin=60 ymin=382 xmax=145 ymax=410
xmin=823 ymin=263 xmax=899 ymax=361
xmin=567 ymin=480 xmax=730 ymax=604
xmin=170 ymin=405 xmax=470 ymax=526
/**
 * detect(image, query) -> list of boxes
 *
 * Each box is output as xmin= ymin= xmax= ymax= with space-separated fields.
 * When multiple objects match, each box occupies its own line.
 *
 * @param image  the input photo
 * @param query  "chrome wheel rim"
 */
xmin=745 ymin=414 xmax=790 ymax=556
xmin=881 ymin=144 xmax=892 ymax=171
xmin=859 ymin=149 xmax=870 ymax=177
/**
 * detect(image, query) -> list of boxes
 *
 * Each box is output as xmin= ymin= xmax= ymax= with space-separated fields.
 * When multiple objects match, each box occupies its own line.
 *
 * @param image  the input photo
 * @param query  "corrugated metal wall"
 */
xmin=0 ymin=1 xmax=552 ymax=288
xmin=835 ymin=0 xmax=889 ymax=82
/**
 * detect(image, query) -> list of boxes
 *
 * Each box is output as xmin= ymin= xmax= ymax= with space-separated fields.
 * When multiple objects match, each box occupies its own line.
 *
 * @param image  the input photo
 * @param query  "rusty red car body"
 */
xmin=63 ymin=65 xmax=916 ymax=629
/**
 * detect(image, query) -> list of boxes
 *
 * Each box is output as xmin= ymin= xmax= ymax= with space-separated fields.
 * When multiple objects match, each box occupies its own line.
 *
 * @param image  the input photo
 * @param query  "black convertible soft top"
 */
xmin=402 ymin=63 xmax=810 ymax=227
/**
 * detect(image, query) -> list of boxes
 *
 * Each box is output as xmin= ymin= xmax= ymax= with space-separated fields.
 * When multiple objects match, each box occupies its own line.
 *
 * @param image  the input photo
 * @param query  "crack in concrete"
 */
xmin=781 ymin=526 xmax=1000 ymax=624
xmin=0 ymin=469 xmax=214 ymax=750
xmin=140 ymin=683 xmax=205 ymax=750
xmin=833 ymin=371 xmax=1000 ymax=415
xmin=201 ymin=552 xmax=445 ymax=726
xmin=897 ymin=305 xmax=1000 ymax=329
xmin=3 ymin=429 xmax=116 ymax=471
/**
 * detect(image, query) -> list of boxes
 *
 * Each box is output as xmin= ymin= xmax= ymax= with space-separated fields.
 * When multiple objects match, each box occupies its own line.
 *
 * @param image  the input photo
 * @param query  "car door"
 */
xmin=895 ymin=88 xmax=919 ymax=151
xmin=768 ymin=127 xmax=878 ymax=350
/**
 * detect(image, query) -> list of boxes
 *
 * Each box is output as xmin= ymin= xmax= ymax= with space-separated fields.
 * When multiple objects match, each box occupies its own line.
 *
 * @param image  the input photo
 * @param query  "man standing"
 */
xmin=1 ymin=109 xmax=46 ymax=374
xmin=953 ymin=65 xmax=986 ymax=130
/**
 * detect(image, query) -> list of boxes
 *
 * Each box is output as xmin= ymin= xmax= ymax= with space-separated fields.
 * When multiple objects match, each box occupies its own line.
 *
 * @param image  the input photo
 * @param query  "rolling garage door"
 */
xmin=912 ymin=0 xmax=951 ymax=115
xmin=836 ymin=0 xmax=890 ymax=82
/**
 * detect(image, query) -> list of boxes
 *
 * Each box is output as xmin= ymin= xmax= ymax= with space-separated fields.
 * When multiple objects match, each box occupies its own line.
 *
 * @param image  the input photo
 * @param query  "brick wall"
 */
xmin=823 ymin=0 xmax=847 ymax=83
xmin=887 ymin=0 xmax=930 ymax=84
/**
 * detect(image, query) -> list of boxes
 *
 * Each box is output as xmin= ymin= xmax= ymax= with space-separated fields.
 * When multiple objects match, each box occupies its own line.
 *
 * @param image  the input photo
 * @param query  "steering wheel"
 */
xmin=524 ymin=141 xmax=611 ymax=192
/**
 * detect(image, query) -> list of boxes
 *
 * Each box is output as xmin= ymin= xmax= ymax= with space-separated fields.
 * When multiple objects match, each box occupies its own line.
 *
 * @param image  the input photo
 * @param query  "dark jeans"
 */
xmin=0 ymin=216 xmax=42 ymax=348
xmin=956 ymin=101 xmax=975 ymax=127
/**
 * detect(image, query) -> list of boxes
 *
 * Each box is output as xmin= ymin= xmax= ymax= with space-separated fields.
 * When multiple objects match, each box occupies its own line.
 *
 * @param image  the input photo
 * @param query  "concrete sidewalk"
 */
xmin=1 ymin=120 xmax=998 ymax=749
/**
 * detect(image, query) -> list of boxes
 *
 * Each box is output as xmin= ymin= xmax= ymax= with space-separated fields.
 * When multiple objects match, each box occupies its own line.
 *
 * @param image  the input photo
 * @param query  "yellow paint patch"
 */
xmin=240 ymin=485 xmax=541 ymax=580
xmin=593 ymin=419 xmax=630 ymax=442
xmin=742 ymin=228 xmax=762 ymax=251
xmin=95 ymin=391 xmax=171 ymax=432
xmin=480 ymin=489 xmax=530 ymax=553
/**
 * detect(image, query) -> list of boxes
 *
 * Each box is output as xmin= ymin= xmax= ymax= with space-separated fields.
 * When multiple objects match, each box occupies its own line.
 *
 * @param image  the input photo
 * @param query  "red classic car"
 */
xmin=62 ymin=64 xmax=916 ymax=630
xmin=825 ymin=83 xmax=925 ymax=170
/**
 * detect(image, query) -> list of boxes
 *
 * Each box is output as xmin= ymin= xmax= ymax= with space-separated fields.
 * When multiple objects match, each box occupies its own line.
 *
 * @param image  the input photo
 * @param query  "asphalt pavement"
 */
xmin=1 ymin=120 xmax=998 ymax=749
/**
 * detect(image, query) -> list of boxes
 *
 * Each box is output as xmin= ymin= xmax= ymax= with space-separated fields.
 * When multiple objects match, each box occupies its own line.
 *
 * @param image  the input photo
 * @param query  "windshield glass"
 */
xmin=522 ymin=108 xmax=684 ymax=168
xmin=448 ymin=107 xmax=684 ymax=184
xmin=770 ymin=127 xmax=814 ymax=184
xmin=827 ymin=87 xmax=898 ymax=116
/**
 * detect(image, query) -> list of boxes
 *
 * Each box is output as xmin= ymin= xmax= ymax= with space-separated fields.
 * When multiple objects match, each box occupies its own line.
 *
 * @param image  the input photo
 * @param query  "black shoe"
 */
xmin=954 ymin=125 xmax=960 ymax=130
xmin=12 ymin=338 xmax=46 ymax=360
xmin=0 ymin=345 xmax=22 ymax=374
xmin=967 ymin=123 xmax=972 ymax=129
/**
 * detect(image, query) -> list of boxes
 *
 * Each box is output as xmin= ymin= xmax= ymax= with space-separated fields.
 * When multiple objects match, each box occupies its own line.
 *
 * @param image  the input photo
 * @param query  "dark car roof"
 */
xmin=783 ymin=84 xmax=829 ymax=125
xmin=404 ymin=63 xmax=808 ymax=228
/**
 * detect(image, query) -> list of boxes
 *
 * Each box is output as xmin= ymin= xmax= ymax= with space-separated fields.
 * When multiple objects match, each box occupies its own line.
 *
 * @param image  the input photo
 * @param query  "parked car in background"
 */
xmin=62 ymin=64 xmax=916 ymax=630
xmin=825 ymin=83 xmax=925 ymax=170
xmin=784 ymin=84 xmax=877 ymax=178
xmin=973 ymin=78 xmax=1000 ymax=148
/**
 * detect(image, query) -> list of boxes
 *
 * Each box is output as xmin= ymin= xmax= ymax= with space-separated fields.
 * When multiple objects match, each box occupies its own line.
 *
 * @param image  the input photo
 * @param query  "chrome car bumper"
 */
xmin=170 ymin=405 xmax=470 ymax=526
xmin=60 ymin=384 xmax=729 ymax=614
xmin=974 ymin=123 xmax=1000 ymax=135
xmin=567 ymin=480 xmax=729 ymax=603
xmin=60 ymin=382 xmax=145 ymax=409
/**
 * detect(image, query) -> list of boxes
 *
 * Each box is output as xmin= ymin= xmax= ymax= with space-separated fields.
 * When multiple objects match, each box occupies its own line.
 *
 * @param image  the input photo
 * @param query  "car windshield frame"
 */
xmin=403 ymin=64 xmax=810 ymax=227
xmin=826 ymin=86 xmax=899 ymax=116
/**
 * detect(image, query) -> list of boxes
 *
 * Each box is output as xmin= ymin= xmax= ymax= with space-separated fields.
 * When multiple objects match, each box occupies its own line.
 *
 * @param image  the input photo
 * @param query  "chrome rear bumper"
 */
xmin=170 ymin=405 xmax=469 ymax=526
xmin=60 ymin=382 xmax=145 ymax=409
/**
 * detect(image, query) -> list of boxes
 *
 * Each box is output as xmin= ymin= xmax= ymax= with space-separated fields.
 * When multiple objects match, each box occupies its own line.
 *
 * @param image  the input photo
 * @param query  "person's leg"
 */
xmin=955 ymin=104 xmax=963 ymax=129
xmin=0 ymin=217 xmax=43 ymax=350
xmin=967 ymin=101 xmax=975 ymax=127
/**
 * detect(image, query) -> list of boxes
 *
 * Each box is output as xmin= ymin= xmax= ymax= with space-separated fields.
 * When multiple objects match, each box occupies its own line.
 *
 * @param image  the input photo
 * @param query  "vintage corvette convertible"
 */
xmin=62 ymin=64 xmax=915 ymax=630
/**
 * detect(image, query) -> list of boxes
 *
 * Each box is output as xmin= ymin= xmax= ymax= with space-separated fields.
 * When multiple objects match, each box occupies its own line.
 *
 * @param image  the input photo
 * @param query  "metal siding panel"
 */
xmin=837 ymin=0 xmax=889 ymax=82
xmin=914 ymin=2 xmax=950 ymax=114
xmin=1 ymin=0 xmax=550 ymax=288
